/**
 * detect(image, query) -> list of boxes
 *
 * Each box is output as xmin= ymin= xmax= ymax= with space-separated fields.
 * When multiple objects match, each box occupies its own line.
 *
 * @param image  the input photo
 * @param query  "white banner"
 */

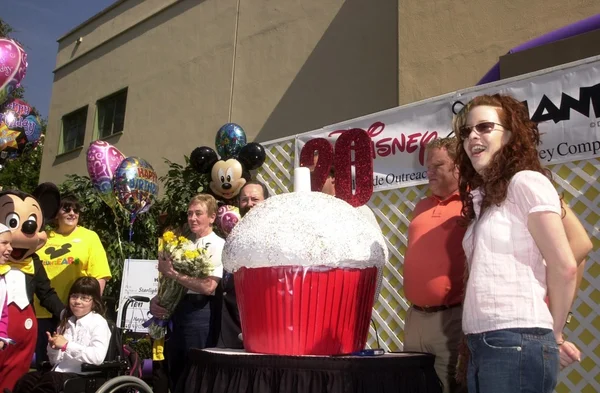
xmin=117 ymin=258 xmax=159 ymax=332
xmin=295 ymin=59 xmax=600 ymax=191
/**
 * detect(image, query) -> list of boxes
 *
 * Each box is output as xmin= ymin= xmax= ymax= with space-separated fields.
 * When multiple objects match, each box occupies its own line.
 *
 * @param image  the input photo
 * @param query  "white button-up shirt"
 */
xmin=48 ymin=311 xmax=111 ymax=373
xmin=462 ymin=170 xmax=560 ymax=334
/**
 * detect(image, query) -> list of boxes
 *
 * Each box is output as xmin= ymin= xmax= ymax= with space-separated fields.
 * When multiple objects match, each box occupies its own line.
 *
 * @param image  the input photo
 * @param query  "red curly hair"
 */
xmin=453 ymin=94 xmax=551 ymax=223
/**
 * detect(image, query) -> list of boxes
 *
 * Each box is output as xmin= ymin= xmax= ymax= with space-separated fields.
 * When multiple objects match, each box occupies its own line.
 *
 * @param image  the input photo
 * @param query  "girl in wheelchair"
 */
xmin=12 ymin=277 xmax=111 ymax=393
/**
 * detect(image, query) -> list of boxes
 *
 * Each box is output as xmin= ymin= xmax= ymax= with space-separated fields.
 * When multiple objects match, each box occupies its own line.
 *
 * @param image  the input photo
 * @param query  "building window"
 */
xmin=97 ymin=89 xmax=127 ymax=139
xmin=60 ymin=106 xmax=87 ymax=153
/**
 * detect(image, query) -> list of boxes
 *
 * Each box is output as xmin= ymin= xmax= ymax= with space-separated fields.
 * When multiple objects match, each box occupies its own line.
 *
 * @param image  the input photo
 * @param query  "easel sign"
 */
xmin=117 ymin=258 xmax=159 ymax=332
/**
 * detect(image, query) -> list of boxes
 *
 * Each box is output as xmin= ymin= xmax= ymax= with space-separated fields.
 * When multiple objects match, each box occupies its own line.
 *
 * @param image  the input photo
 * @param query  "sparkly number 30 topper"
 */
xmin=299 ymin=128 xmax=373 ymax=207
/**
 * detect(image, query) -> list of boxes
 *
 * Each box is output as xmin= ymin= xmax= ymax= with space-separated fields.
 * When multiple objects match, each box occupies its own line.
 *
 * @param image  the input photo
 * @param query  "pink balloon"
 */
xmin=216 ymin=205 xmax=241 ymax=237
xmin=0 ymin=39 xmax=28 ymax=105
xmin=86 ymin=141 xmax=125 ymax=209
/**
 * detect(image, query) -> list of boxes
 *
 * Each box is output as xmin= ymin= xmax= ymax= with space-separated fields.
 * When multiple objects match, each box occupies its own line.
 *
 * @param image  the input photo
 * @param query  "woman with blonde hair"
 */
xmin=150 ymin=194 xmax=224 ymax=391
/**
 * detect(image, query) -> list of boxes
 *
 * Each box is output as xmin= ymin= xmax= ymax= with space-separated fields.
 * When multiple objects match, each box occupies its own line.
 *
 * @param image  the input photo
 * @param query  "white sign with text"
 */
xmin=117 ymin=258 xmax=159 ymax=333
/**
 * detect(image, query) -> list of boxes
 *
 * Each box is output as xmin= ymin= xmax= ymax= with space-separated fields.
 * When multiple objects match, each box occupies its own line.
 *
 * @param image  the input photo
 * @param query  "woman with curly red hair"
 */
xmin=454 ymin=94 xmax=580 ymax=393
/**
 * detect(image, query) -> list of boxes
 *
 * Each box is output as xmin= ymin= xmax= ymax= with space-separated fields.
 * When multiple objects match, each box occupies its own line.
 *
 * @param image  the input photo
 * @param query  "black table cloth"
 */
xmin=177 ymin=348 xmax=442 ymax=393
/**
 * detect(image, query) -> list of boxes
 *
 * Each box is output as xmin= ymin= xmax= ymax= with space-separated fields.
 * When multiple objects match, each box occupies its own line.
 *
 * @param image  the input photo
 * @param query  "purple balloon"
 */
xmin=86 ymin=141 xmax=125 ymax=209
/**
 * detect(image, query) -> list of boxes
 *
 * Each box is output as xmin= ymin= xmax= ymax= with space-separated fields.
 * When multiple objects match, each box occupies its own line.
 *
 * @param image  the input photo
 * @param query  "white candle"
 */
xmin=293 ymin=167 xmax=311 ymax=192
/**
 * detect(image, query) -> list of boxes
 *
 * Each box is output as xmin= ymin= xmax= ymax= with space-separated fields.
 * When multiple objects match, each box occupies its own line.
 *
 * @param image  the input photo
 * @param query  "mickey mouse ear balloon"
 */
xmin=238 ymin=142 xmax=266 ymax=170
xmin=215 ymin=123 xmax=246 ymax=158
xmin=0 ymin=38 xmax=28 ymax=106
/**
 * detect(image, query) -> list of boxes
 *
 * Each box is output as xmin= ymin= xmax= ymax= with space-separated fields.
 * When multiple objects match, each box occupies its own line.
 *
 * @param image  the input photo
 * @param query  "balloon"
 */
xmin=113 ymin=157 xmax=159 ymax=219
xmin=238 ymin=142 xmax=266 ymax=170
xmin=0 ymin=39 xmax=28 ymax=105
xmin=86 ymin=141 xmax=126 ymax=210
xmin=0 ymin=98 xmax=41 ymax=160
xmin=215 ymin=205 xmax=241 ymax=237
xmin=190 ymin=146 xmax=218 ymax=173
xmin=215 ymin=123 xmax=246 ymax=158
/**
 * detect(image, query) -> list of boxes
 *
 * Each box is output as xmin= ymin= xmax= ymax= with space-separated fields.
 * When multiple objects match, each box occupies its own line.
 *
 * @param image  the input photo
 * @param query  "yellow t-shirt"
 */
xmin=34 ymin=226 xmax=112 ymax=318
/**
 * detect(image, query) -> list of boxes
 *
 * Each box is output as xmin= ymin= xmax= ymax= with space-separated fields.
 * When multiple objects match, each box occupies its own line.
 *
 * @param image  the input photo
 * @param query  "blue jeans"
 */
xmin=466 ymin=328 xmax=559 ymax=393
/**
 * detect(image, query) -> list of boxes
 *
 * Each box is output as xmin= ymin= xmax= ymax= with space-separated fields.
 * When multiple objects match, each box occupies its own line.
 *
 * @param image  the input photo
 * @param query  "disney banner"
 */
xmin=295 ymin=58 xmax=600 ymax=191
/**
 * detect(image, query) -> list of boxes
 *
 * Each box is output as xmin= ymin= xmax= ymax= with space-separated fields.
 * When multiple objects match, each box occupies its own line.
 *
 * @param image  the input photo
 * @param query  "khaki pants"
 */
xmin=403 ymin=305 xmax=466 ymax=393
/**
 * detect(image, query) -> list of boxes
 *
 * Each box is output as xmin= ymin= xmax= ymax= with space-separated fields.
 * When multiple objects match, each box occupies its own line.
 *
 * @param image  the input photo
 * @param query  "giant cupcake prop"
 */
xmin=223 ymin=169 xmax=387 ymax=355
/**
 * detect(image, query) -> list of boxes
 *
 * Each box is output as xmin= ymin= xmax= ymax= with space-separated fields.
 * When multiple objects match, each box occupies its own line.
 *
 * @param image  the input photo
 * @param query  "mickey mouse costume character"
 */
xmin=0 ymin=183 xmax=64 ymax=391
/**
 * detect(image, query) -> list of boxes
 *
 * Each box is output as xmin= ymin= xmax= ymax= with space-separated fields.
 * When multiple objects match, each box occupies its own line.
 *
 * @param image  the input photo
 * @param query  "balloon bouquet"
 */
xmin=86 ymin=141 xmax=159 ymax=240
xmin=190 ymin=123 xmax=266 ymax=237
xmin=0 ymin=38 xmax=42 ymax=170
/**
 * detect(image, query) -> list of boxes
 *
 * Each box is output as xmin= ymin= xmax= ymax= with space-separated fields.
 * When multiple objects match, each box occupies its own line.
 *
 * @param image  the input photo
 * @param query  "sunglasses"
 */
xmin=61 ymin=206 xmax=81 ymax=214
xmin=458 ymin=121 xmax=506 ymax=139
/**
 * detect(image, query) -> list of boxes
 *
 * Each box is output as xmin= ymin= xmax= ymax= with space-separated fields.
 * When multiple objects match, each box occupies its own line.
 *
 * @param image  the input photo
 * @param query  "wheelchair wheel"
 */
xmin=94 ymin=375 xmax=153 ymax=393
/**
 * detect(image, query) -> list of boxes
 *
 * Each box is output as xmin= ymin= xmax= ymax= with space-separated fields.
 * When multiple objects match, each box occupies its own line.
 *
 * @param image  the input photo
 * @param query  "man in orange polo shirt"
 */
xmin=403 ymin=137 xmax=466 ymax=393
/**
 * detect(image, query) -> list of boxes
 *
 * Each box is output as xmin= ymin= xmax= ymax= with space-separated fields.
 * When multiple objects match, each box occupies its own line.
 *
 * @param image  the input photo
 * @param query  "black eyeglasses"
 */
xmin=61 ymin=206 xmax=80 ymax=214
xmin=458 ymin=121 xmax=506 ymax=139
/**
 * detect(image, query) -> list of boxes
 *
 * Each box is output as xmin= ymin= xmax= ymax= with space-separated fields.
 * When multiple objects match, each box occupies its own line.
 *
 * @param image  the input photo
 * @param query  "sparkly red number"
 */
xmin=299 ymin=138 xmax=334 ymax=192
xmin=299 ymin=129 xmax=373 ymax=206
xmin=334 ymin=129 xmax=373 ymax=207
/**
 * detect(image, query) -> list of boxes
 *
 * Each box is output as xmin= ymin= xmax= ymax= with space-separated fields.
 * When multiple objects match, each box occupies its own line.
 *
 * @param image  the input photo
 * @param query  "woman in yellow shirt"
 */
xmin=34 ymin=196 xmax=112 ymax=369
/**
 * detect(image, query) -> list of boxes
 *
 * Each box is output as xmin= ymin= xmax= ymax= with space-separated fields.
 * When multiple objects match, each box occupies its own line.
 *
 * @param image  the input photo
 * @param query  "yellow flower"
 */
xmin=183 ymin=250 xmax=196 ymax=260
xmin=162 ymin=231 xmax=176 ymax=243
xmin=178 ymin=236 xmax=188 ymax=244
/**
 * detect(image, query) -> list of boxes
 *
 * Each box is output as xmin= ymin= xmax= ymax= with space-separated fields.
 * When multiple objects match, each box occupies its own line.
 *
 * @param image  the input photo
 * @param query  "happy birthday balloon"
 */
xmin=215 ymin=123 xmax=246 ymax=158
xmin=113 ymin=157 xmax=159 ymax=219
xmin=0 ymin=39 xmax=28 ymax=105
xmin=86 ymin=141 xmax=126 ymax=210
xmin=0 ymin=98 xmax=41 ymax=160
xmin=215 ymin=205 xmax=241 ymax=237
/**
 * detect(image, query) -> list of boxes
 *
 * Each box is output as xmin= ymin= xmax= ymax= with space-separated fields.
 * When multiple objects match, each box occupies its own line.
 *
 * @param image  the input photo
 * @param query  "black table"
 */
xmin=177 ymin=348 xmax=442 ymax=393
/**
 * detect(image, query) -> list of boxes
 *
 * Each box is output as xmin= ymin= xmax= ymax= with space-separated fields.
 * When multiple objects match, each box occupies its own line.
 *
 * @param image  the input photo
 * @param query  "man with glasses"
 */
xmin=217 ymin=181 xmax=270 ymax=349
xmin=34 ymin=196 xmax=112 ymax=370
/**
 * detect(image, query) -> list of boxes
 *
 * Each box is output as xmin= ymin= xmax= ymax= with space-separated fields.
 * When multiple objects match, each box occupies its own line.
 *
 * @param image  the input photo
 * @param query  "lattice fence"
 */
xmin=256 ymin=138 xmax=600 ymax=393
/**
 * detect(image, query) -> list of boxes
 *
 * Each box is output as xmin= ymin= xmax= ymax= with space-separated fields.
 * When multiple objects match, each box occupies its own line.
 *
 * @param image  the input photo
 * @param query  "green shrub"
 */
xmin=57 ymin=157 xmax=207 ymax=299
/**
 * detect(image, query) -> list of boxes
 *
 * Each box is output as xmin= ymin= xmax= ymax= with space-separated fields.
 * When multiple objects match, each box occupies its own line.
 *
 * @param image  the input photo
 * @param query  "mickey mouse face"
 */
xmin=0 ymin=194 xmax=44 ymax=262
xmin=0 ymin=184 xmax=60 ymax=263
xmin=210 ymin=159 xmax=247 ymax=200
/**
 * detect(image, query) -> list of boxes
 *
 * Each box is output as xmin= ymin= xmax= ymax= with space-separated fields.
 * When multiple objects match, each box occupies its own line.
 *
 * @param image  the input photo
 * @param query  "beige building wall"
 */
xmin=40 ymin=0 xmax=399 ymax=184
xmin=41 ymin=0 xmax=600 ymax=184
xmin=398 ymin=0 xmax=600 ymax=104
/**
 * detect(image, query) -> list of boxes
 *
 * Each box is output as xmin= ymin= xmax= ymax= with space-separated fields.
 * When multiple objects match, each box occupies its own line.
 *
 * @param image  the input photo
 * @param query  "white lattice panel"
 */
xmin=257 ymin=138 xmax=600 ymax=392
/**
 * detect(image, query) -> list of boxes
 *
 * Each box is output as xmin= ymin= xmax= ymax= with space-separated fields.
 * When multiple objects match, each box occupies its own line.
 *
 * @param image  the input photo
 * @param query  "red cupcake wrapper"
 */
xmin=235 ymin=265 xmax=378 ymax=355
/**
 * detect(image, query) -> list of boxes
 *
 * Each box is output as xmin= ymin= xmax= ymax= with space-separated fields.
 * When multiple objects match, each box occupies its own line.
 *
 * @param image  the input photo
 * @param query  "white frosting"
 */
xmin=223 ymin=192 xmax=387 ymax=271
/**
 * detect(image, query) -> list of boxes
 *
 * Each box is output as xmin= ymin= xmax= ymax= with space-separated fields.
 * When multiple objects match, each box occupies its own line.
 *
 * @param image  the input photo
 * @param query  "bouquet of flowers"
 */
xmin=145 ymin=230 xmax=214 ymax=339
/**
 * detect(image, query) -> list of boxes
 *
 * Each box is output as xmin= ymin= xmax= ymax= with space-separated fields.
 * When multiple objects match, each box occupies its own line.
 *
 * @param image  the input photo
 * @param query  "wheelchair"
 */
xmin=59 ymin=296 xmax=153 ymax=393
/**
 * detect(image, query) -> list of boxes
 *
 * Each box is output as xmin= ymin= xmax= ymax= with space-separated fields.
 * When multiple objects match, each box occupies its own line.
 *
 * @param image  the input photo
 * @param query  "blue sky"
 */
xmin=3 ymin=0 xmax=116 ymax=118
